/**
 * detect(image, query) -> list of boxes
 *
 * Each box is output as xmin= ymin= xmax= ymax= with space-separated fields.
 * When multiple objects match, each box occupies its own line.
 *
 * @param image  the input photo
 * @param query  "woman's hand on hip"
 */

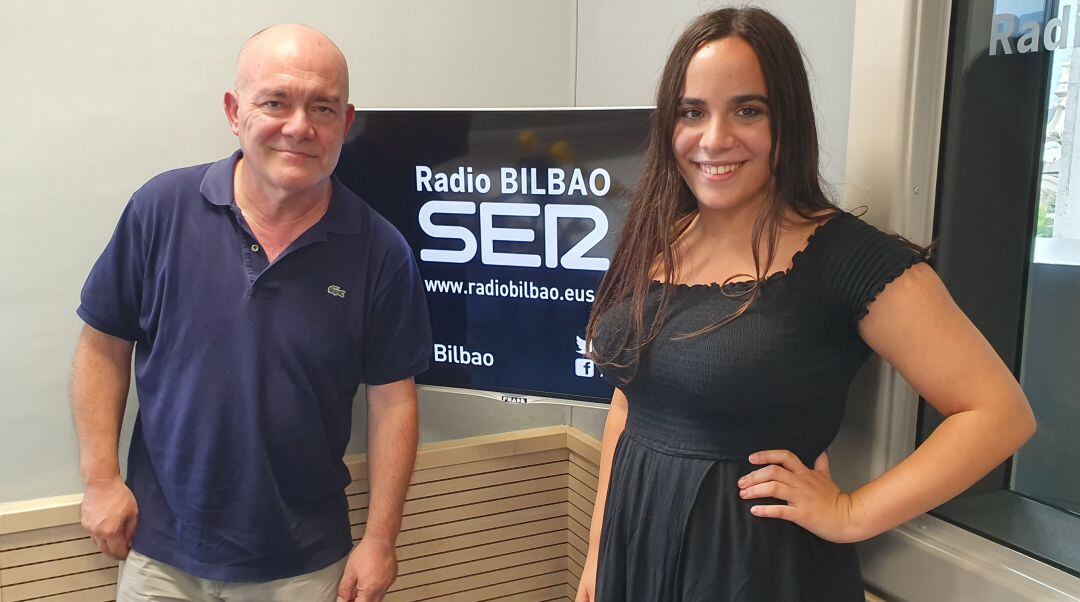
xmin=738 ymin=449 xmax=863 ymax=543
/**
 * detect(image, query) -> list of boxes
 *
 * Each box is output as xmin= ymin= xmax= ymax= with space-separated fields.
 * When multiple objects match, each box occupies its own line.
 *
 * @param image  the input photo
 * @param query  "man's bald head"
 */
xmin=234 ymin=24 xmax=349 ymax=101
xmin=224 ymin=23 xmax=356 ymax=202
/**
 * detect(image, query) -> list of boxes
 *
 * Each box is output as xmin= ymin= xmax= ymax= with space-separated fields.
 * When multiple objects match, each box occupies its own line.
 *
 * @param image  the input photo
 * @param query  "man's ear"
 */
xmin=344 ymin=104 xmax=356 ymax=133
xmin=224 ymin=90 xmax=241 ymax=136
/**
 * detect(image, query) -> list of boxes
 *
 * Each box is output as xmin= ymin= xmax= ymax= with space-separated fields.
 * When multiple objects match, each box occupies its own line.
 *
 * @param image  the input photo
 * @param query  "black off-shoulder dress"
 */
xmin=592 ymin=211 xmax=928 ymax=601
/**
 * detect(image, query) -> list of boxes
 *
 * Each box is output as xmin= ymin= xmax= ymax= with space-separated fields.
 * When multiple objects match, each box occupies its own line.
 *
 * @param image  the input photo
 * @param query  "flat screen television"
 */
xmin=336 ymin=108 xmax=651 ymax=406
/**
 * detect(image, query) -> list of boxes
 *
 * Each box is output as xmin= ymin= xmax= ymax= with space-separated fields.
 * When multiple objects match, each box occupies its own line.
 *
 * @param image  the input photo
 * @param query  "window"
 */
xmin=919 ymin=0 xmax=1080 ymax=576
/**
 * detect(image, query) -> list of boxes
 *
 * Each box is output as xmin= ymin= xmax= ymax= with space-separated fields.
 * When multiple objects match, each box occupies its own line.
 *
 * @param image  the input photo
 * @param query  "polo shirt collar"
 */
xmin=199 ymin=150 xmax=364 ymax=235
xmin=199 ymin=150 xmax=241 ymax=207
xmin=324 ymin=177 xmax=365 ymax=235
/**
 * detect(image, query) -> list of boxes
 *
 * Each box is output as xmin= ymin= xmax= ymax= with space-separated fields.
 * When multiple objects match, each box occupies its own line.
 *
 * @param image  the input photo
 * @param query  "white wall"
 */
xmin=0 ymin=0 xmax=856 ymax=503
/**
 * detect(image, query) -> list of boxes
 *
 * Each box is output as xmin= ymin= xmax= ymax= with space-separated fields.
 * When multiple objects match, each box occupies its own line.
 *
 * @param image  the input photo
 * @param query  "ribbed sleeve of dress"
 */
xmin=800 ymin=212 xmax=931 ymax=325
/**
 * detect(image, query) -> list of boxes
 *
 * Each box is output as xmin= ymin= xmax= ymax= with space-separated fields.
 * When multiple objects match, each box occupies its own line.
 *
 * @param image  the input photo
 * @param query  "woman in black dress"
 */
xmin=575 ymin=8 xmax=1036 ymax=601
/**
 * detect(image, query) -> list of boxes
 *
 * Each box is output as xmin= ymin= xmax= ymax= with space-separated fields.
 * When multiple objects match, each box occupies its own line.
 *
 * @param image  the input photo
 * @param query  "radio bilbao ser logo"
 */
xmin=414 ymin=165 xmax=611 ymax=270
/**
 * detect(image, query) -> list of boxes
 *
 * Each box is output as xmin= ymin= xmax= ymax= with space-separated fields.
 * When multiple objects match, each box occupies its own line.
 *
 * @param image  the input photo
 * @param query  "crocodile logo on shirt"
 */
xmin=327 ymin=285 xmax=346 ymax=299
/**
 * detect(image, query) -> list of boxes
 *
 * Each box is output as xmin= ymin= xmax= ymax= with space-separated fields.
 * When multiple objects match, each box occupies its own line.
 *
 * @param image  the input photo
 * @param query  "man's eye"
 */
xmin=315 ymin=106 xmax=334 ymax=114
xmin=264 ymin=101 xmax=282 ymax=109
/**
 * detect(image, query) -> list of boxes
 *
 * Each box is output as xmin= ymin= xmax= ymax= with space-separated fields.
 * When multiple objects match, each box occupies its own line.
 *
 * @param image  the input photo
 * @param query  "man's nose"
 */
xmin=281 ymin=109 xmax=315 ymax=139
xmin=700 ymin=116 xmax=735 ymax=153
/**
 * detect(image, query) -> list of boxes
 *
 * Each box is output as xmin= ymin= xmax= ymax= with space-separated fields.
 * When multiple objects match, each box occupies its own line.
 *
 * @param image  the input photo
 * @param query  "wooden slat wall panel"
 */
xmin=397 ymin=517 xmax=566 ymax=562
xmin=359 ymin=490 xmax=569 ymax=535
xmin=373 ymin=503 xmax=571 ymax=548
xmin=0 ymin=526 xmax=86 ymax=553
xmin=562 ymin=448 xmax=597 ymax=601
xmin=0 ymin=427 xmax=606 ymax=602
xmin=565 ymin=432 xmax=601 ymax=467
xmin=349 ymin=474 xmax=568 ymax=522
xmin=1 ymin=567 xmax=117 ymax=602
xmin=18 ymin=585 xmax=117 ymax=602
xmin=565 ymin=505 xmax=591 ymax=544
xmin=398 ymin=531 xmax=566 ymax=577
xmin=566 ymin=463 xmax=598 ymax=494
xmin=347 ymin=428 xmax=570 ymax=482
xmin=567 ymin=559 xmax=583 ymax=583
xmin=345 ymin=449 xmax=570 ymax=498
xmin=383 ymin=558 xmax=567 ymax=601
xmin=567 ymin=532 xmax=588 ymax=558
xmin=566 ymin=474 xmax=596 ymax=508
xmin=0 ymin=539 xmax=99 ymax=569
xmin=406 ymin=462 xmax=569 ymax=501
xmin=391 ymin=544 xmax=566 ymax=591
xmin=0 ymin=534 xmax=118 ymax=602
xmin=438 ymin=571 xmax=570 ymax=602
xmin=488 ymin=582 xmax=570 ymax=601
xmin=567 ymin=491 xmax=592 ymax=519
xmin=2 ymin=553 xmax=116 ymax=586
xmin=565 ymin=542 xmax=586 ymax=571
xmin=566 ymin=569 xmax=582 ymax=593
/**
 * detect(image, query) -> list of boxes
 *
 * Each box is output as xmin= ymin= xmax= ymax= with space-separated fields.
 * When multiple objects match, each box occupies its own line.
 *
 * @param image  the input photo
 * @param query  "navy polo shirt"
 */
xmin=77 ymin=151 xmax=432 ymax=581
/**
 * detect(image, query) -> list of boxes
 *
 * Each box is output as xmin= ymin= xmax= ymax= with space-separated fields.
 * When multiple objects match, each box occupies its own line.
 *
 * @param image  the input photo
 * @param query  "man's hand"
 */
xmin=336 ymin=536 xmax=397 ymax=602
xmin=80 ymin=476 xmax=138 ymax=560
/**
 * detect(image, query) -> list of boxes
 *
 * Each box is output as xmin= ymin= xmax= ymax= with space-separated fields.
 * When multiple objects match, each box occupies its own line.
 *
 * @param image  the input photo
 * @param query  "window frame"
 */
xmin=844 ymin=0 xmax=1080 ymax=598
xmin=914 ymin=0 xmax=1080 ymax=578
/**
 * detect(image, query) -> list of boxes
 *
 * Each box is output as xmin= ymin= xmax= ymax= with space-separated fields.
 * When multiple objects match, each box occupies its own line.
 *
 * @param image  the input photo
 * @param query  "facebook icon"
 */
xmin=575 ymin=358 xmax=595 ymax=378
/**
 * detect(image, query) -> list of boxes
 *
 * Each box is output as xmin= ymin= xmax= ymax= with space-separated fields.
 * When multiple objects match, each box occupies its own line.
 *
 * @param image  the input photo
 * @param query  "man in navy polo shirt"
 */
xmin=71 ymin=24 xmax=431 ymax=601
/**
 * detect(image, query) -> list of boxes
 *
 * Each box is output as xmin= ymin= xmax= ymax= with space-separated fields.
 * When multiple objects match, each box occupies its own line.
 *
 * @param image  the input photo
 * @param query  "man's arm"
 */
xmin=338 ymin=377 xmax=419 ymax=602
xmin=71 ymin=324 xmax=139 ymax=560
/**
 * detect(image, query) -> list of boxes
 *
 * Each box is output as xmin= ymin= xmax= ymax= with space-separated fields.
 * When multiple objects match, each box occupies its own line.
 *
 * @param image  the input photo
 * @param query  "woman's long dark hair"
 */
xmin=585 ymin=8 xmax=838 ymax=383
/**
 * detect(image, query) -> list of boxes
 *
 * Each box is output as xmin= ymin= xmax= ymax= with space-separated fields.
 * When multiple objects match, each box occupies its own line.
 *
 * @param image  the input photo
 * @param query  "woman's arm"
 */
xmin=739 ymin=263 xmax=1036 ymax=542
xmin=845 ymin=262 xmax=1035 ymax=539
xmin=576 ymin=388 xmax=629 ymax=600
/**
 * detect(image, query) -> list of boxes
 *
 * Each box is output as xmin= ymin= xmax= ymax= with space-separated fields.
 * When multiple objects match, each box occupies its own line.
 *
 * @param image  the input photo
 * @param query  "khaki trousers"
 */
xmin=116 ymin=549 xmax=348 ymax=602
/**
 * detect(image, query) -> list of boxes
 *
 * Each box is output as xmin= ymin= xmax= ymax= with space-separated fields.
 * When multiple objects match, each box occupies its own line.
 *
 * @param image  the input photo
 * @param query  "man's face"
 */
xmin=225 ymin=37 xmax=355 ymax=197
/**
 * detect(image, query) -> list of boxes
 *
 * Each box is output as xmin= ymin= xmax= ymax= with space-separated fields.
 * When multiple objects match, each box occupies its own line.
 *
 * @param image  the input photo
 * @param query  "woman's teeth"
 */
xmin=699 ymin=162 xmax=743 ymax=175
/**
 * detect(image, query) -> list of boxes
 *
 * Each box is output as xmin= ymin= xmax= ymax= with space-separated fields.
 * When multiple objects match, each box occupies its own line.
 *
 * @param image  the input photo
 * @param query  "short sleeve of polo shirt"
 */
xmin=362 ymin=252 xmax=432 ymax=385
xmin=77 ymin=197 xmax=147 ymax=342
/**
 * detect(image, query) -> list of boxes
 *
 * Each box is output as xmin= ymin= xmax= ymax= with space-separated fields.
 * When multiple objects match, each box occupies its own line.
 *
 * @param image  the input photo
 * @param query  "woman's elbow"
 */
xmin=1009 ymin=392 xmax=1038 ymax=448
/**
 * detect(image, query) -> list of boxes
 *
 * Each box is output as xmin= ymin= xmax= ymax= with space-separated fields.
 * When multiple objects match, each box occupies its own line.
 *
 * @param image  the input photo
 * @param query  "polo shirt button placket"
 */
xmin=244 ymin=239 xmax=263 ymax=290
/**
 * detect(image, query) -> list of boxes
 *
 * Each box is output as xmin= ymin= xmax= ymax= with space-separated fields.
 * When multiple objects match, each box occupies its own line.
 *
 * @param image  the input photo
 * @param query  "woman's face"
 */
xmin=672 ymin=37 xmax=773 ymax=214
